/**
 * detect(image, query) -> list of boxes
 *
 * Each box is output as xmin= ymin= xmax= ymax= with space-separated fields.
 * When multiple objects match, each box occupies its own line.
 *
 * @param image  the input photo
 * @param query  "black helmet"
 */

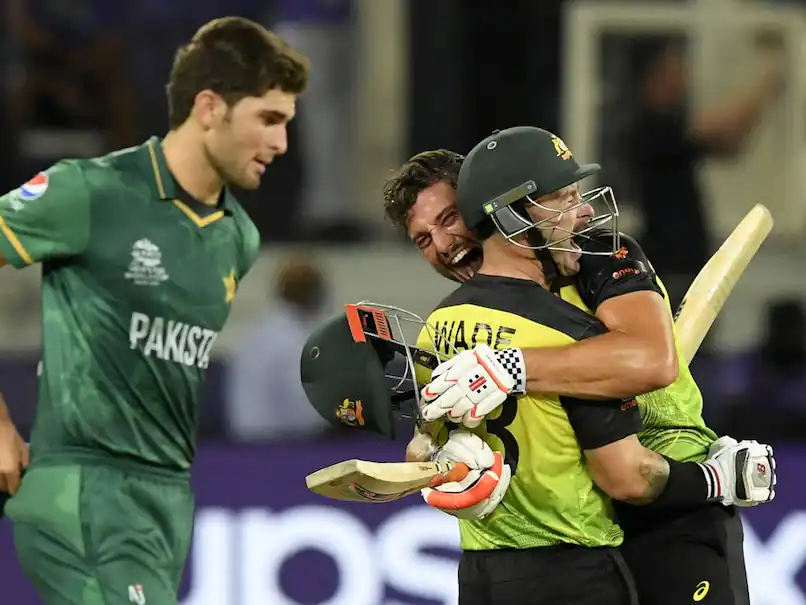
xmin=457 ymin=126 xmax=619 ymax=255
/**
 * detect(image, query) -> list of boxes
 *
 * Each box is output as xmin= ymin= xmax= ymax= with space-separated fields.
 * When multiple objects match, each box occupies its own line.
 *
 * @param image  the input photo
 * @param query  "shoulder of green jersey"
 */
xmin=234 ymin=210 xmax=261 ymax=278
xmin=6 ymin=160 xmax=86 ymax=208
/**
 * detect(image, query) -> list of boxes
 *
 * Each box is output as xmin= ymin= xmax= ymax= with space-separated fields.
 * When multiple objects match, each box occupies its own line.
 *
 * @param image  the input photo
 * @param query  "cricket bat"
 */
xmin=305 ymin=458 xmax=470 ymax=503
xmin=674 ymin=203 xmax=774 ymax=363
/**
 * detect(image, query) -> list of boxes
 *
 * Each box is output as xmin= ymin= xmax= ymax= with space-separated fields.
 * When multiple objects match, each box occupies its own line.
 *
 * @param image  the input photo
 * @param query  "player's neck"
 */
xmin=478 ymin=238 xmax=549 ymax=288
xmin=161 ymin=128 xmax=224 ymax=206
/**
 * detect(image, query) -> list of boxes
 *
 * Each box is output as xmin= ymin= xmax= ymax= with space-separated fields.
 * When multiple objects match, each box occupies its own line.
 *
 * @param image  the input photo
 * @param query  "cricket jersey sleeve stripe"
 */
xmin=0 ymin=216 xmax=34 ymax=266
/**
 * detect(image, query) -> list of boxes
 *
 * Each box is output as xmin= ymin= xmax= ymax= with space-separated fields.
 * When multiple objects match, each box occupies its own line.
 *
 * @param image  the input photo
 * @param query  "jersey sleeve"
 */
xmin=0 ymin=161 xmax=91 ymax=268
xmin=237 ymin=219 xmax=261 ymax=280
xmin=576 ymin=232 xmax=664 ymax=311
xmin=561 ymin=396 xmax=643 ymax=450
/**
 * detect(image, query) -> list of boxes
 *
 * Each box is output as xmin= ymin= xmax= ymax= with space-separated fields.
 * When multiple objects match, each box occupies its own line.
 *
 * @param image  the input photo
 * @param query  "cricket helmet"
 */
xmin=300 ymin=303 xmax=442 ymax=440
xmin=457 ymin=126 xmax=621 ymax=255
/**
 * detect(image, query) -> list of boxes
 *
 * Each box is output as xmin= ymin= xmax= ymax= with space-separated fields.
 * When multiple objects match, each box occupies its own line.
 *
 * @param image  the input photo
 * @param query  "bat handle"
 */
xmin=427 ymin=462 xmax=470 ymax=488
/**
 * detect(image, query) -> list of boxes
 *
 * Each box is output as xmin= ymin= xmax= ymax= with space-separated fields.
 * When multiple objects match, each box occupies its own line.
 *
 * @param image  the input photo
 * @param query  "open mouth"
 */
xmin=554 ymin=241 xmax=581 ymax=263
xmin=447 ymin=245 xmax=483 ymax=281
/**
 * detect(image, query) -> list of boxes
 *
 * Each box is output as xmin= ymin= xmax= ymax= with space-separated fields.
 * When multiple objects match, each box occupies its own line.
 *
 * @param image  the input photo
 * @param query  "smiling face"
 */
xmin=406 ymin=182 xmax=483 ymax=282
xmin=382 ymin=149 xmax=476 ymax=281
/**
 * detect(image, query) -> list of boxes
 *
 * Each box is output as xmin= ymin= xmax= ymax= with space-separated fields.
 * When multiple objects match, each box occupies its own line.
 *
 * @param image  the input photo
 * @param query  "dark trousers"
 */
xmin=458 ymin=543 xmax=638 ymax=605
xmin=618 ymin=503 xmax=750 ymax=605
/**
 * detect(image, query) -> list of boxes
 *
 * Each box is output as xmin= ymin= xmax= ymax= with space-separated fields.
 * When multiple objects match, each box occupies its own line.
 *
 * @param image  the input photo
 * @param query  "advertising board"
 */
xmin=1 ymin=441 xmax=803 ymax=605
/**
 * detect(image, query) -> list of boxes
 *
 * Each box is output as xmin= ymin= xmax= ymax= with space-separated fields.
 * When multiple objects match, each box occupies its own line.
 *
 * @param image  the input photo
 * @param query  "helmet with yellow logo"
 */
xmin=456 ymin=126 xmax=620 ymax=257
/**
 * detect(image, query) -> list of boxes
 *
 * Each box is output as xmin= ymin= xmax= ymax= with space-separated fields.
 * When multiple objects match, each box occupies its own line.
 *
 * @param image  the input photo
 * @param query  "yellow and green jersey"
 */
xmin=567 ymin=231 xmax=718 ymax=463
xmin=414 ymin=232 xmax=719 ymax=551
xmin=416 ymin=274 xmax=642 ymax=551
xmin=558 ymin=279 xmax=717 ymax=463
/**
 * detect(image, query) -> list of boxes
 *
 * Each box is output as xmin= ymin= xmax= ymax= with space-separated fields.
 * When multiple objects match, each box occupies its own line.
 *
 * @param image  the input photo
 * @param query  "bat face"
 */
xmin=308 ymin=470 xmax=423 ymax=503
xmin=305 ymin=459 xmax=469 ymax=503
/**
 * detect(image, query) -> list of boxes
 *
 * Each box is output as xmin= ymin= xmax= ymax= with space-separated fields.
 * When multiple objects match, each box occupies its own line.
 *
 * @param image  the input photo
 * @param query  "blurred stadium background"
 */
xmin=2 ymin=0 xmax=806 ymax=603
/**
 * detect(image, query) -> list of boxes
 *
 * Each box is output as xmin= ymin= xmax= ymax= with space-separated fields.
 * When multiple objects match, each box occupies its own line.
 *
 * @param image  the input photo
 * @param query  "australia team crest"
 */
xmin=336 ymin=398 xmax=365 ymax=427
xmin=552 ymin=135 xmax=573 ymax=160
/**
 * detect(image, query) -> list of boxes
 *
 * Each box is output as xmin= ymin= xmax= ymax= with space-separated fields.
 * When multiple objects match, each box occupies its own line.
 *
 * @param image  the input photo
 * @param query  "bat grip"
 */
xmin=427 ymin=462 xmax=470 ymax=487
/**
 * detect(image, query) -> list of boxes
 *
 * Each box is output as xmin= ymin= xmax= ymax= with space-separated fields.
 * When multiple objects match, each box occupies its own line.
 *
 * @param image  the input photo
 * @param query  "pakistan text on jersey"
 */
xmin=129 ymin=312 xmax=218 ymax=369
xmin=433 ymin=320 xmax=516 ymax=355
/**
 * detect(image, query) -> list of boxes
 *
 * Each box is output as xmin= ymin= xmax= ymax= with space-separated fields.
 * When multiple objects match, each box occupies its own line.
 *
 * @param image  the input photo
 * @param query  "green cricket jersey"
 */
xmin=0 ymin=137 xmax=261 ymax=470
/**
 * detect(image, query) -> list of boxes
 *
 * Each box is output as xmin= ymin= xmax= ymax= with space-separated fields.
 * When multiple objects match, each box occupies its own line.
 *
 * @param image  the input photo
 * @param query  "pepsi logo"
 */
xmin=19 ymin=173 xmax=49 ymax=201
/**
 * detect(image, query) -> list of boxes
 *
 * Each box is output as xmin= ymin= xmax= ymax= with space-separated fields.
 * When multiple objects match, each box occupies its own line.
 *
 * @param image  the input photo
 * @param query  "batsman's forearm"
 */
xmin=590 ymin=441 xmax=716 ymax=511
xmin=622 ymin=453 xmax=716 ymax=511
xmin=620 ymin=450 xmax=670 ymax=505
xmin=522 ymin=332 xmax=670 ymax=400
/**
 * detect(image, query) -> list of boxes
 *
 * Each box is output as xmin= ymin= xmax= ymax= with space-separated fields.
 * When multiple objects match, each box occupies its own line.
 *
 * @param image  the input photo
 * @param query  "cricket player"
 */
xmin=0 ymin=17 xmax=309 ymax=604
xmin=380 ymin=128 xmax=774 ymax=605
xmin=300 ymin=299 xmax=770 ymax=605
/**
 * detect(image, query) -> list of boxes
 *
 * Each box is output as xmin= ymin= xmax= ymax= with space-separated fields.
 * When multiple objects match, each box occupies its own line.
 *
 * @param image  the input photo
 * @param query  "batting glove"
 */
xmin=421 ymin=430 xmax=511 ymax=520
xmin=420 ymin=345 xmax=524 ymax=428
xmin=701 ymin=436 xmax=776 ymax=507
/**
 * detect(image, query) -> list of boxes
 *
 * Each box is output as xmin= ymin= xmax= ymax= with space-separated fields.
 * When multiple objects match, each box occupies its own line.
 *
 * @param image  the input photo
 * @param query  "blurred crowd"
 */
xmin=0 ymin=0 xmax=804 ymax=444
xmin=0 ymin=0 xmax=364 ymax=242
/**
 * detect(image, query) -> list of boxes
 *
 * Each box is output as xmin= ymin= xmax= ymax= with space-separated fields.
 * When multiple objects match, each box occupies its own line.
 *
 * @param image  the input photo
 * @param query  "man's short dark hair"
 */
xmin=167 ymin=17 xmax=311 ymax=129
xmin=382 ymin=149 xmax=464 ymax=232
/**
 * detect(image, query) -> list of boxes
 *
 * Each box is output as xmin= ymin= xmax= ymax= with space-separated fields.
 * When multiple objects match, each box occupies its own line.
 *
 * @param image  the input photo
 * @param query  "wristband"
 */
xmin=493 ymin=348 xmax=526 ymax=394
xmin=614 ymin=457 xmax=720 ymax=533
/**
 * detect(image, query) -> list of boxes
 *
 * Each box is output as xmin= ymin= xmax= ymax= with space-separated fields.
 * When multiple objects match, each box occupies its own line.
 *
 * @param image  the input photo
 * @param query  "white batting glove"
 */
xmin=420 ymin=345 xmax=522 ymax=428
xmin=421 ymin=431 xmax=511 ymax=520
xmin=701 ymin=436 xmax=776 ymax=507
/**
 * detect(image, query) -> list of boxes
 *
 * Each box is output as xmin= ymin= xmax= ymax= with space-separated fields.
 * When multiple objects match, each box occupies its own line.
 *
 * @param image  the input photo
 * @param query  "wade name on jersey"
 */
xmin=129 ymin=312 xmax=218 ymax=369
xmin=433 ymin=319 xmax=517 ymax=355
